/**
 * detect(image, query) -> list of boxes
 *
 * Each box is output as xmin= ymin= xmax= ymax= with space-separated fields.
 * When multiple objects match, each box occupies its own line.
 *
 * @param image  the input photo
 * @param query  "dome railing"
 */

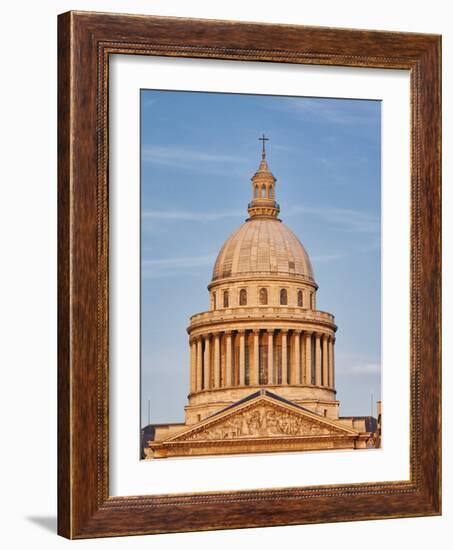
xmin=189 ymin=306 xmax=335 ymax=326
xmin=248 ymin=201 xmax=280 ymax=209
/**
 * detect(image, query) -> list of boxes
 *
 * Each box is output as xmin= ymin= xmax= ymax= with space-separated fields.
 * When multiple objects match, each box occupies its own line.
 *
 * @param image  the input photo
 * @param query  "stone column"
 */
xmin=300 ymin=331 xmax=306 ymax=382
xmin=252 ymin=330 xmax=260 ymax=385
xmin=238 ymin=330 xmax=245 ymax=386
xmin=225 ymin=331 xmax=233 ymax=387
xmin=315 ymin=333 xmax=322 ymax=386
xmin=203 ymin=335 xmax=211 ymax=390
xmin=196 ymin=337 xmax=203 ymax=391
xmin=189 ymin=338 xmax=197 ymax=393
xmin=281 ymin=329 xmax=288 ymax=385
xmin=294 ymin=330 xmax=301 ymax=384
xmin=304 ymin=332 xmax=312 ymax=384
xmin=214 ymin=332 xmax=221 ymax=388
xmin=329 ymin=336 xmax=335 ymax=389
xmin=267 ymin=329 xmax=274 ymax=385
xmin=322 ymin=334 xmax=329 ymax=387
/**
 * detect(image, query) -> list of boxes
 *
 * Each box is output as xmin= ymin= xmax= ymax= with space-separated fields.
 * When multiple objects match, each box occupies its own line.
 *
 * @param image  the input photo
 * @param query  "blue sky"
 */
xmin=140 ymin=90 xmax=381 ymax=426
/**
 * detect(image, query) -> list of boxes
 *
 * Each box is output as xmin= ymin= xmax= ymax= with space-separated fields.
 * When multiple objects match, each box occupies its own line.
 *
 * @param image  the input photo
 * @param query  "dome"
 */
xmin=211 ymin=135 xmax=315 ymax=286
xmin=211 ymin=217 xmax=315 ymax=284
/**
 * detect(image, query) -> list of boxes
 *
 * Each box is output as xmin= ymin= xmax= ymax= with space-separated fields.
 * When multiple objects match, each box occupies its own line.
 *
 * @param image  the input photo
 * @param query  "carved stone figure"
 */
xmin=182 ymin=401 xmax=342 ymax=441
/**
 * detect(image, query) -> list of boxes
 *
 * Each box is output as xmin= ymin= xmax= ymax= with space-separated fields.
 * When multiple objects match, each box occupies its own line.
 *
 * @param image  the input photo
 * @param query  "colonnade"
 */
xmin=189 ymin=329 xmax=335 ymax=393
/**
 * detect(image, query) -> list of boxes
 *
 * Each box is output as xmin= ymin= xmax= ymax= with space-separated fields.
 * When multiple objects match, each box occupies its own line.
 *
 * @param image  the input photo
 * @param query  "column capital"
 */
xmin=224 ymin=330 xmax=233 ymax=337
xmin=304 ymin=330 xmax=313 ymax=336
xmin=280 ymin=328 xmax=289 ymax=334
xmin=252 ymin=328 xmax=261 ymax=335
xmin=267 ymin=328 xmax=275 ymax=334
xmin=237 ymin=328 xmax=246 ymax=335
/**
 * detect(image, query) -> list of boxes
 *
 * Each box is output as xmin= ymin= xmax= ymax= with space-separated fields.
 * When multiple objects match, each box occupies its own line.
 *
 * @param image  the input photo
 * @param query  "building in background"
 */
xmin=143 ymin=138 xmax=378 ymax=459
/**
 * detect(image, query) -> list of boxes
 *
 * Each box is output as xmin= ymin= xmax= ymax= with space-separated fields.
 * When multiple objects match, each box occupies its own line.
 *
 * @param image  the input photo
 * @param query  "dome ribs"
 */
xmin=249 ymin=218 xmax=261 ymax=273
xmin=256 ymin=220 xmax=270 ymax=273
xmin=237 ymin=220 xmax=254 ymax=275
xmin=231 ymin=219 xmax=250 ymax=275
xmin=213 ymin=227 xmax=239 ymax=280
xmin=210 ymin=218 xmax=316 ymax=284
xmin=267 ymin=220 xmax=278 ymax=274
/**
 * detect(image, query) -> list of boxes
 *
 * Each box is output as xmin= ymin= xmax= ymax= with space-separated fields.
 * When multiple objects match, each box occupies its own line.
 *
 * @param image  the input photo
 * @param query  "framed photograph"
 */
xmin=58 ymin=11 xmax=441 ymax=538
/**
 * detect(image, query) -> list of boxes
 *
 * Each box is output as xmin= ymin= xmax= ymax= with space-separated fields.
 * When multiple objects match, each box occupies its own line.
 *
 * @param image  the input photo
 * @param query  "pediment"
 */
xmin=167 ymin=396 xmax=358 ymax=443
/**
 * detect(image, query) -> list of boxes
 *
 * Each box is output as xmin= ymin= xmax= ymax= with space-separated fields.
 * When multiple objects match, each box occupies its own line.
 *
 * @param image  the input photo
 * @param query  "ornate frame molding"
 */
xmin=58 ymin=11 xmax=441 ymax=538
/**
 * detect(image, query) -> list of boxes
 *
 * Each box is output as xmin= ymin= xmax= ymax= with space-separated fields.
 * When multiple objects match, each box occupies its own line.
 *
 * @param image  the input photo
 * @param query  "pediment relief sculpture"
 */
xmin=173 ymin=401 xmax=353 ymax=442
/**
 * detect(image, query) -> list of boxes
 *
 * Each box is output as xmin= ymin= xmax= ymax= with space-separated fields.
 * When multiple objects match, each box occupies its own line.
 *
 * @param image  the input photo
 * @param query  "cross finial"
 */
xmin=258 ymin=133 xmax=269 ymax=159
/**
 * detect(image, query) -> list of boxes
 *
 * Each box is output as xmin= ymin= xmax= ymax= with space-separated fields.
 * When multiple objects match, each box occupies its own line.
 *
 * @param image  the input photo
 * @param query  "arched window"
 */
xmin=239 ymin=288 xmax=247 ymax=306
xmin=310 ymin=293 xmax=314 ymax=309
xmin=261 ymin=184 xmax=266 ymax=198
xmin=269 ymin=186 xmax=274 ymax=199
xmin=223 ymin=290 xmax=229 ymax=308
xmin=212 ymin=292 xmax=216 ymax=310
xmin=254 ymin=185 xmax=259 ymax=198
xmin=259 ymin=288 xmax=268 ymax=305
xmin=280 ymin=288 xmax=288 ymax=305
xmin=297 ymin=289 xmax=303 ymax=307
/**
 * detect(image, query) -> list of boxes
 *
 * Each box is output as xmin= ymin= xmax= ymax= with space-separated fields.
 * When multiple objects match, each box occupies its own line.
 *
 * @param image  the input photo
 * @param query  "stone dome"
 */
xmin=183 ymin=138 xmax=337 ymax=430
xmin=211 ymin=217 xmax=315 ymax=284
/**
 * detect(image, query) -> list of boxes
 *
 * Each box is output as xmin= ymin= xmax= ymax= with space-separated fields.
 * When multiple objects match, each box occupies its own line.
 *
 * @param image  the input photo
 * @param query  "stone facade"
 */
xmin=143 ymin=139 xmax=378 ymax=459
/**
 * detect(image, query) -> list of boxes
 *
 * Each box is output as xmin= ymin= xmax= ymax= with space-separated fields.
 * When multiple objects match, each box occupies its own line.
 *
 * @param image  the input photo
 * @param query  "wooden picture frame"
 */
xmin=58 ymin=10 xmax=441 ymax=539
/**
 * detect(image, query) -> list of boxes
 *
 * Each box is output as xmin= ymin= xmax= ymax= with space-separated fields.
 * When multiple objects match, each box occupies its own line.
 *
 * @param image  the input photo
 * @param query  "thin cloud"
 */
xmin=348 ymin=363 xmax=381 ymax=376
xmin=142 ymin=209 xmax=242 ymax=222
xmin=285 ymin=97 xmax=379 ymax=126
xmin=143 ymin=255 xmax=216 ymax=269
xmin=142 ymin=145 xmax=245 ymax=171
xmin=311 ymin=252 xmax=345 ymax=263
xmin=142 ymin=205 xmax=379 ymax=233
xmin=142 ymin=254 xmax=216 ymax=278
xmin=287 ymin=205 xmax=380 ymax=234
